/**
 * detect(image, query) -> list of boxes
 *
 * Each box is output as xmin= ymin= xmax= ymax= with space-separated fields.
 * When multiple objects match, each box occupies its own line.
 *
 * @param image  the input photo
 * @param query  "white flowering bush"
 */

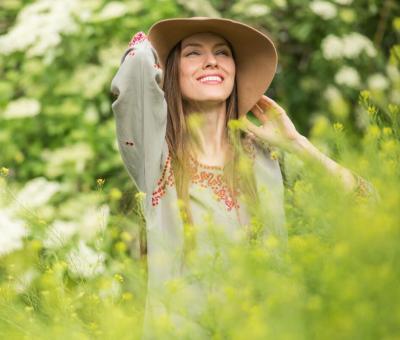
xmin=0 ymin=208 xmax=28 ymax=256
xmin=0 ymin=0 xmax=399 ymax=338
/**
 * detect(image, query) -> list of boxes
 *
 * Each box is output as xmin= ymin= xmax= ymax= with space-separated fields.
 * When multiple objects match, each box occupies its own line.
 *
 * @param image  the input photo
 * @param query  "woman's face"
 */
xmin=179 ymin=32 xmax=235 ymax=107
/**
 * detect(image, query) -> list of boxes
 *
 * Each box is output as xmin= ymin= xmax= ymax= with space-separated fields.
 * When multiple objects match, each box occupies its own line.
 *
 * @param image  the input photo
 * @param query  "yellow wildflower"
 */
xmin=121 ymin=231 xmax=133 ymax=242
xmin=0 ymin=167 xmax=9 ymax=176
xmin=382 ymin=127 xmax=392 ymax=136
xmin=333 ymin=122 xmax=344 ymax=132
xmin=110 ymin=187 xmax=122 ymax=200
xmin=360 ymin=90 xmax=370 ymax=102
xmin=115 ymin=241 xmax=127 ymax=252
xmin=113 ymin=273 xmax=124 ymax=283
xmin=135 ymin=191 xmax=146 ymax=202
xmin=367 ymin=125 xmax=381 ymax=138
xmin=96 ymin=178 xmax=105 ymax=187
xmin=270 ymin=150 xmax=279 ymax=160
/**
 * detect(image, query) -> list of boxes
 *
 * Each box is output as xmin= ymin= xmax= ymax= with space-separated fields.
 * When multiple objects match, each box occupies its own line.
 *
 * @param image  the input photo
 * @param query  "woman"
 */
xmin=110 ymin=17 xmax=373 ymax=338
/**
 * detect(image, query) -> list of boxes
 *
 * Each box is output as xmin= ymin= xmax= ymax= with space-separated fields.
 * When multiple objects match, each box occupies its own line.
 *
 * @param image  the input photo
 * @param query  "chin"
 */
xmin=194 ymin=91 xmax=231 ymax=101
xmin=192 ymin=97 xmax=229 ymax=104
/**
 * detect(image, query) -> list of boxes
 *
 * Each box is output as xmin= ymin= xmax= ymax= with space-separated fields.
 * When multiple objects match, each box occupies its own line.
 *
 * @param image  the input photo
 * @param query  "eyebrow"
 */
xmin=181 ymin=42 xmax=230 ymax=50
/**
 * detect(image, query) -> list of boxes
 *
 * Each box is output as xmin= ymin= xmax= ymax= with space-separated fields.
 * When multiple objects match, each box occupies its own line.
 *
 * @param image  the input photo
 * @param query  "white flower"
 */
xmin=67 ymin=241 xmax=105 ymax=278
xmin=42 ymin=143 xmax=94 ymax=178
xmin=342 ymin=32 xmax=377 ymax=58
xmin=334 ymin=66 xmax=360 ymax=88
xmin=14 ymin=177 xmax=60 ymax=210
xmin=71 ymin=64 xmax=111 ymax=98
xmin=43 ymin=203 xmax=109 ymax=249
xmin=321 ymin=34 xmax=343 ymax=59
xmin=323 ymin=85 xmax=342 ymax=101
xmin=14 ymin=269 xmax=39 ymax=293
xmin=2 ymin=98 xmax=41 ymax=119
xmin=0 ymin=209 xmax=28 ymax=257
xmin=245 ymin=4 xmax=271 ymax=17
xmin=333 ymin=0 xmax=353 ymax=4
xmin=321 ymin=32 xmax=377 ymax=60
xmin=96 ymin=2 xmax=127 ymax=21
xmin=0 ymin=0 xmax=80 ymax=57
xmin=79 ymin=204 xmax=110 ymax=241
xmin=367 ymin=73 xmax=389 ymax=91
xmin=273 ymin=0 xmax=287 ymax=8
xmin=310 ymin=1 xmax=337 ymax=20
xmin=43 ymin=220 xmax=79 ymax=249
xmin=99 ymin=43 xmax=126 ymax=69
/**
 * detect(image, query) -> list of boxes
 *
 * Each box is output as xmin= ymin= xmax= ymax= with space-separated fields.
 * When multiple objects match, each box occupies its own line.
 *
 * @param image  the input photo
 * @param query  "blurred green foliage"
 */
xmin=0 ymin=0 xmax=399 ymax=339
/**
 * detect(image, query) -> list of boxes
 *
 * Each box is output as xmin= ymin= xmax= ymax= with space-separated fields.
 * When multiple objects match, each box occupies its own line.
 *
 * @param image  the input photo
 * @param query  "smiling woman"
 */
xmin=110 ymin=17 xmax=285 ymax=338
xmin=110 ymin=16 xmax=376 ymax=339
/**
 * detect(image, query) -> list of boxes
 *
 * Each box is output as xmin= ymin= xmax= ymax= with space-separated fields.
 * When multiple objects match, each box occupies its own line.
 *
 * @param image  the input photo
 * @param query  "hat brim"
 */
xmin=148 ymin=17 xmax=278 ymax=117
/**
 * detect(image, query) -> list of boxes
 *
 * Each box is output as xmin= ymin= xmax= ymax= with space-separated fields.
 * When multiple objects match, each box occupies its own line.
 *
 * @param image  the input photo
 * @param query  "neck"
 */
xmin=185 ymin=100 xmax=229 ymax=166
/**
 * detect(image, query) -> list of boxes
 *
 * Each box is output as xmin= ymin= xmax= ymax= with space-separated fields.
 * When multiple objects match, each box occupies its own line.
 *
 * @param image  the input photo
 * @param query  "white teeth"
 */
xmin=199 ymin=76 xmax=222 ymax=83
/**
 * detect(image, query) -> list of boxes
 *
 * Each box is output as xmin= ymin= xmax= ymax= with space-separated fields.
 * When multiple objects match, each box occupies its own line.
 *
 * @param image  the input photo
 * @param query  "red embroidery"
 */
xmin=128 ymin=32 xmax=148 ymax=56
xmin=151 ymin=154 xmax=175 ymax=206
xmin=189 ymin=155 xmax=240 ymax=211
xmin=150 ymin=139 xmax=255 ymax=210
xmin=128 ymin=31 xmax=147 ymax=47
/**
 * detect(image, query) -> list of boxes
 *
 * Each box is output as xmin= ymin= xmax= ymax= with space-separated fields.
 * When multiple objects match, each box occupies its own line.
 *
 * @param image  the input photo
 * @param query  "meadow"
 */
xmin=0 ymin=0 xmax=399 ymax=339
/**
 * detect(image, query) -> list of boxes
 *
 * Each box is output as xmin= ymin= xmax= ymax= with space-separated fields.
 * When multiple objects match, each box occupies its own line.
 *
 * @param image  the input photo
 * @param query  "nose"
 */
xmin=203 ymin=52 xmax=218 ymax=68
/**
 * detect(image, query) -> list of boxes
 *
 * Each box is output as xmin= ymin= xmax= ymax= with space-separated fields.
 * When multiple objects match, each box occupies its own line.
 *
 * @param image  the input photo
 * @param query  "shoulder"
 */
xmin=241 ymin=134 xmax=284 ymax=184
xmin=241 ymin=134 xmax=279 ymax=164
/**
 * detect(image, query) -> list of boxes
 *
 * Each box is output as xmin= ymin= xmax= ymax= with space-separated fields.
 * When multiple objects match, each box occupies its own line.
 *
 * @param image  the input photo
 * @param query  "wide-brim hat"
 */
xmin=147 ymin=17 xmax=278 ymax=117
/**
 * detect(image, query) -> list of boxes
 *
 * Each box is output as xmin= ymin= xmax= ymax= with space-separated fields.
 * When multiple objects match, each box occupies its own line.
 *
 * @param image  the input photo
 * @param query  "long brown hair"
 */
xmin=162 ymin=38 xmax=259 ymax=262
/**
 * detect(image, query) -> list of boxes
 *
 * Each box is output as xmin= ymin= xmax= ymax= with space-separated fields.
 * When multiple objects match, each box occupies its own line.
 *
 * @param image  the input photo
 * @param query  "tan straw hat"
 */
xmin=147 ymin=17 xmax=278 ymax=117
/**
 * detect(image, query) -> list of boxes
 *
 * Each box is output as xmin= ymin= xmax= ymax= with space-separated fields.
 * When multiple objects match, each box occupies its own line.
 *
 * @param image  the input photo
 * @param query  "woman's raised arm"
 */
xmin=110 ymin=32 xmax=168 ymax=209
xmin=242 ymin=95 xmax=379 ymax=201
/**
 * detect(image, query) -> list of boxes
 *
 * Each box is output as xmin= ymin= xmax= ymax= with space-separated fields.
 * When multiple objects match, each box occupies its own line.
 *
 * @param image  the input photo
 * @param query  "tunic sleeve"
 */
xmin=110 ymin=33 xmax=168 ymax=209
xmin=252 ymin=144 xmax=288 ymax=250
xmin=346 ymin=172 xmax=380 ymax=203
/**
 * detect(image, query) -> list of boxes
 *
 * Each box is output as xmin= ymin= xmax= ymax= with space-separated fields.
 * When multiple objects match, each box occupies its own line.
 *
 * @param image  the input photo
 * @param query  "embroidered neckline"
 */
xmin=151 ymin=137 xmax=257 ymax=209
xmin=188 ymin=153 xmax=225 ymax=171
xmin=151 ymin=153 xmax=239 ymax=210
xmin=189 ymin=162 xmax=240 ymax=211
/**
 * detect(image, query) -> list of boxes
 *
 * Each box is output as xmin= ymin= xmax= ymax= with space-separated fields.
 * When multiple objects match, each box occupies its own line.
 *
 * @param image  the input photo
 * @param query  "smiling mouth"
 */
xmin=198 ymin=76 xmax=223 ymax=84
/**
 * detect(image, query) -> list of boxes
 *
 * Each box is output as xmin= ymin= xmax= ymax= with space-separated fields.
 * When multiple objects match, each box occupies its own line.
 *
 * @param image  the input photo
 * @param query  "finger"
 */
xmin=256 ymin=95 xmax=273 ymax=111
xmin=259 ymin=96 xmax=282 ymax=118
xmin=259 ymin=95 xmax=280 ymax=110
xmin=250 ymin=103 xmax=268 ymax=123
xmin=264 ymin=95 xmax=285 ymax=114
xmin=262 ymin=94 xmax=282 ymax=106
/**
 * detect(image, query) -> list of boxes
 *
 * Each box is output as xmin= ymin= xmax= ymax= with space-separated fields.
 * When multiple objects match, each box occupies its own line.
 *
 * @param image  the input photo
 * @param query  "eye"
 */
xmin=186 ymin=50 xmax=230 ymax=56
xmin=217 ymin=50 xmax=230 ymax=56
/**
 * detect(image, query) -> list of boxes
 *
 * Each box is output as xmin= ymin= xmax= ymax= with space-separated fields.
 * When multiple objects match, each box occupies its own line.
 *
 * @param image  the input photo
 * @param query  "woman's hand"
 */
xmin=241 ymin=94 xmax=303 ymax=153
xmin=241 ymin=96 xmax=378 ymax=199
